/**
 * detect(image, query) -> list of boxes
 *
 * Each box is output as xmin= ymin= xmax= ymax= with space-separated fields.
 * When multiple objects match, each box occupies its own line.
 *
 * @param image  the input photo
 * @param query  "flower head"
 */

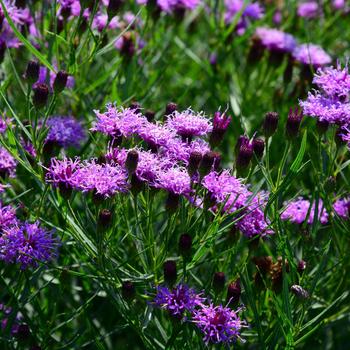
xmin=138 ymin=122 xmax=177 ymax=149
xmin=0 ymin=222 xmax=58 ymax=269
xmin=46 ymin=116 xmax=86 ymax=149
xmin=157 ymin=167 xmax=191 ymax=195
xmin=0 ymin=203 xmax=18 ymax=231
xmin=333 ymin=197 xmax=350 ymax=218
xmin=281 ymin=197 xmax=328 ymax=224
xmin=293 ymin=44 xmax=331 ymax=67
xmin=0 ymin=147 xmax=17 ymax=178
xmin=297 ymin=2 xmax=319 ymax=18
xmin=45 ymin=157 xmax=81 ymax=188
xmin=192 ymin=303 xmax=247 ymax=345
xmin=166 ymin=109 xmax=212 ymax=139
xmin=92 ymin=104 xmax=146 ymax=138
xmin=255 ymin=27 xmax=296 ymax=53
xmin=154 ymin=284 xmax=203 ymax=318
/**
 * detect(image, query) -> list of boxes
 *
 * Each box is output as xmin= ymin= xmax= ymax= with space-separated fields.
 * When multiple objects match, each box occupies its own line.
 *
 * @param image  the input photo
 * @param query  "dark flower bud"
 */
xmin=199 ymin=151 xmax=215 ymax=178
xmin=130 ymin=174 xmax=144 ymax=196
xmin=125 ymin=150 xmax=139 ymax=175
xmin=121 ymin=281 xmax=136 ymax=301
xmin=286 ymin=107 xmax=303 ymax=139
xmin=236 ymin=141 xmax=253 ymax=170
xmin=178 ymin=233 xmax=192 ymax=257
xmin=263 ymin=112 xmax=279 ymax=137
xmin=98 ymin=209 xmax=112 ymax=230
xmin=130 ymin=101 xmax=141 ymax=113
xmin=234 ymin=135 xmax=249 ymax=156
xmin=15 ymin=0 xmax=26 ymax=8
xmin=25 ymin=60 xmax=40 ymax=85
xmin=165 ymin=192 xmax=180 ymax=214
xmin=13 ymin=324 xmax=30 ymax=340
xmin=145 ymin=110 xmax=155 ymax=122
xmin=188 ymin=151 xmax=202 ymax=177
xmin=212 ymin=272 xmax=226 ymax=293
xmin=290 ymin=285 xmax=309 ymax=299
xmin=61 ymin=6 xmax=72 ymax=20
xmin=53 ymin=70 xmax=68 ymax=94
xmin=78 ymin=18 xmax=88 ymax=35
xmin=108 ymin=0 xmax=123 ymax=19
xmin=212 ymin=151 xmax=222 ymax=171
xmin=0 ymin=42 xmax=6 ymax=64
xmin=119 ymin=34 xmax=135 ymax=57
xmin=163 ymin=260 xmax=177 ymax=285
xmin=297 ymin=260 xmax=306 ymax=273
xmin=316 ymin=119 xmax=329 ymax=135
xmin=226 ymin=279 xmax=241 ymax=307
xmin=32 ymin=83 xmax=49 ymax=109
xmin=165 ymin=102 xmax=177 ymax=116
xmin=252 ymin=138 xmax=265 ymax=159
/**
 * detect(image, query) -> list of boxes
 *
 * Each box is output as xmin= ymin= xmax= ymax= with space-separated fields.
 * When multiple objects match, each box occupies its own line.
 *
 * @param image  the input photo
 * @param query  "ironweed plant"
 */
xmin=0 ymin=0 xmax=349 ymax=349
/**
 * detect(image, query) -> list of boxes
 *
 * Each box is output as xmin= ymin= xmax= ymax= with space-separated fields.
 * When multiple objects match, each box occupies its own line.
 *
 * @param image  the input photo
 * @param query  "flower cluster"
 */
xmin=0 ymin=147 xmax=17 ymax=178
xmin=154 ymin=284 xmax=247 ymax=345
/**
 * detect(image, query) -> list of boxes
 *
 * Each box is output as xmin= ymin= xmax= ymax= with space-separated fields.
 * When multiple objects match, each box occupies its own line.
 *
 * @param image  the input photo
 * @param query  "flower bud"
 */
xmin=226 ymin=279 xmax=241 ymax=307
xmin=236 ymin=141 xmax=253 ymax=170
xmin=145 ymin=110 xmax=155 ymax=122
xmin=121 ymin=281 xmax=136 ymax=301
xmin=61 ymin=6 xmax=72 ymax=20
xmin=234 ymin=135 xmax=249 ymax=156
xmin=212 ymin=272 xmax=226 ymax=293
xmin=165 ymin=192 xmax=180 ymax=214
xmin=165 ymin=102 xmax=177 ymax=117
xmin=13 ymin=324 xmax=30 ymax=341
xmin=178 ymin=233 xmax=192 ymax=258
xmin=286 ymin=107 xmax=303 ymax=139
xmin=125 ymin=150 xmax=139 ymax=175
xmin=32 ymin=83 xmax=49 ymax=109
xmin=199 ymin=151 xmax=215 ymax=177
xmin=188 ymin=151 xmax=202 ymax=177
xmin=316 ymin=119 xmax=329 ymax=135
xmin=209 ymin=112 xmax=231 ymax=147
xmin=108 ymin=0 xmax=123 ymax=19
xmin=263 ymin=112 xmax=279 ymax=137
xmin=252 ymin=138 xmax=265 ymax=159
xmin=290 ymin=284 xmax=309 ymax=299
xmin=130 ymin=101 xmax=141 ymax=113
xmin=98 ymin=209 xmax=112 ymax=230
xmin=163 ymin=260 xmax=177 ymax=285
xmin=53 ymin=70 xmax=68 ymax=94
xmin=297 ymin=260 xmax=306 ymax=273
xmin=25 ymin=60 xmax=40 ymax=85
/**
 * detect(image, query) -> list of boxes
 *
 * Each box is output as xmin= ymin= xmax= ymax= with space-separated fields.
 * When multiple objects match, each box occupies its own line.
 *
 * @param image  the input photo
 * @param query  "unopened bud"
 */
xmin=165 ymin=102 xmax=177 ymax=117
xmin=252 ymin=138 xmax=265 ymax=159
xmin=163 ymin=260 xmax=177 ymax=285
xmin=297 ymin=260 xmax=306 ymax=273
xmin=25 ymin=60 xmax=40 ymax=85
xmin=236 ymin=142 xmax=253 ymax=170
xmin=286 ymin=107 xmax=303 ymax=139
xmin=226 ymin=279 xmax=241 ymax=307
xmin=98 ymin=209 xmax=112 ymax=230
xmin=188 ymin=151 xmax=202 ymax=177
xmin=121 ymin=281 xmax=136 ymax=301
xmin=145 ymin=110 xmax=155 ymax=122
xmin=263 ymin=112 xmax=279 ymax=137
xmin=32 ymin=83 xmax=49 ymax=109
xmin=199 ymin=151 xmax=215 ymax=177
xmin=53 ymin=71 xmax=68 ymax=94
xmin=290 ymin=284 xmax=309 ymax=299
xmin=125 ymin=150 xmax=139 ymax=175
xmin=212 ymin=272 xmax=226 ymax=293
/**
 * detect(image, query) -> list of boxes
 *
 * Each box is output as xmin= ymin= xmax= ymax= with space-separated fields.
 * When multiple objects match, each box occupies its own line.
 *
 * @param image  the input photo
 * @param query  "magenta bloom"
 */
xmin=192 ymin=304 xmax=247 ymax=345
xmin=92 ymin=104 xmax=146 ymax=138
xmin=255 ymin=27 xmax=296 ymax=53
xmin=46 ymin=116 xmax=86 ymax=149
xmin=166 ymin=109 xmax=212 ymax=139
xmin=281 ymin=197 xmax=328 ymax=224
xmin=333 ymin=198 xmax=349 ymax=218
xmin=0 ymin=147 xmax=17 ymax=178
xmin=74 ymin=160 xmax=129 ymax=197
xmin=297 ymin=2 xmax=319 ymax=18
xmin=0 ymin=203 xmax=18 ymax=231
xmin=138 ymin=122 xmax=177 ymax=149
xmin=157 ymin=167 xmax=191 ymax=195
xmin=154 ymin=284 xmax=203 ymax=318
xmin=292 ymin=44 xmax=331 ymax=67
xmin=0 ymin=222 xmax=58 ymax=269
xmin=45 ymin=157 xmax=81 ymax=189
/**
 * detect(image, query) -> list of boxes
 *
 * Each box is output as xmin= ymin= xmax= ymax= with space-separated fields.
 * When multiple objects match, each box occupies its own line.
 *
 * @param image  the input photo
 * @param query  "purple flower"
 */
xmin=281 ymin=197 xmax=328 ymax=224
xmin=0 ymin=147 xmax=17 ymax=178
xmin=138 ymin=122 xmax=177 ymax=149
xmin=0 ymin=203 xmax=18 ymax=231
xmin=332 ymin=0 xmax=345 ymax=10
xmin=297 ymin=2 xmax=319 ymax=18
xmin=1 ymin=0 xmax=31 ymax=26
xmin=0 ymin=115 xmax=11 ymax=134
xmin=166 ymin=109 xmax=212 ymax=139
xmin=192 ymin=303 xmax=247 ymax=345
xmin=45 ymin=157 xmax=81 ymax=188
xmin=255 ymin=27 xmax=296 ymax=53
xmin=46 ymin=116 xmax=86 ymax=149
xmin=0 ymin=222 xmax=58 ymax=269
xmin=333 ymin=198 xmax=349 ymax=218
xmin=157 ymin=167 xmax=191 ymax=195
xmin=292 ymin=44 xmax=331 ymax=67
xmin=92 ymin=104 xmax=147 ymax=138
xmin=154 ymin=284 xmax=203 ymax=318
xmin=74 ymin=160 xmax=129 ymax=197
xmin=137 ymin=0 xmax=200 ymax=13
